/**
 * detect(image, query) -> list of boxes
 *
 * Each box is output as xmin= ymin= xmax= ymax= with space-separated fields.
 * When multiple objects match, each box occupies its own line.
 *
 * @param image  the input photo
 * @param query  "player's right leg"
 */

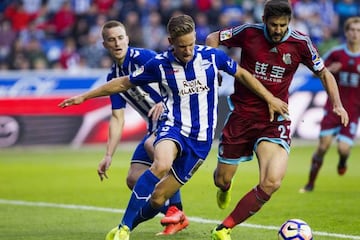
xmin=214 ymin=112 xmax=253 ymax=210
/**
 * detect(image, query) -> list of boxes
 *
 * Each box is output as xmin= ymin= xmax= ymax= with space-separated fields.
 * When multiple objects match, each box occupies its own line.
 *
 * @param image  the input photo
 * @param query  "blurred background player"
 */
xmin=98 ymin=20 xmax=188 ymax=235
xmin=300 ymin=16 xmax=360 ymax=193
xmin=206 ymin=1 xmax=349 ymax=239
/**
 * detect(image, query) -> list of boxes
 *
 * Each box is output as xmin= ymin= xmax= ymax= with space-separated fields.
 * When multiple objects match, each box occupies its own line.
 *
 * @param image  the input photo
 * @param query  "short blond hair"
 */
xmin=167 ymin=14 xmax=195 ymax=39
xmin=101 ymin=20 xmax=126 ymax=39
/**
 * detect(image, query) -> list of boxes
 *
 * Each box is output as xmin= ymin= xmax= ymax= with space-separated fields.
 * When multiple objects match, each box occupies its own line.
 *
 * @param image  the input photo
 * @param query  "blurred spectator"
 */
xmin=70 ymin=0 xmax=92 ymax=16
xmin=206 ymin=0 xmax=223 ymax=30
xmin=24 ymin=38 xmax=49 ymax=69
xmin=4 ymin=1 xmax=38 ymax=32
xmin=59 ymin=37 xmax=80 ymax=69
xmin=307 ymin=12 xmax=326 ymax=45
xmin=92 ymin=0 xmax=116 ymax=14
xmin=47 ymin=1 xmax=76 ymax=39
xmin=0 ymin=0 xmax=12 ymax=14
xmin=158 ymin=0 xmax=175 ymax=26
xmin=79 ymin=32 xmax=107 ymax=68
xmin=7 ymin=39 xmax=30 ymax=70
xmin=317 ymin=26 xmax=341 ymax=56
xmin=0 ymin=19 xmax=17 ymax=61
xmin=196 ymin=0 xmax=212 ymax=12
xmin=194 ymin=12 xmax=211 ymax=44
xmin=18 ymin=20 xmax=46 ymax=45
xmin=179 ymin=0 xmax=199 ymax=19
xmin=124 ymin=11 xmax=144 ymax=47
xmin=221 ymin=0 xmax=244 ymax=26
xmin=334 ymin=0 xmax=360 ymax=33
xmin=134 ymin=0 xmax=153 ymax=24
xmin=22 ymin=0 xmax=44 ymax=14
xmin=293 ymin=0 xmax=321 ymax=23
xmin=249 ymin=0 xmax=265 ymax=23
xmin=88 ymin=14 xmax=107 ymax=45
xmin=142 ymin=11 xmax=167 ymax=52
xmin=0 ymin=59 xmax=9 ymax=70
xmin=46 ymin=0 xmax=66 ymax=14
xmin=290 ymin=15 xmax=309 ymax=35
xmin=318 ymin=0 xmax=339 ymax=36
xmin=71 ymin=16 xmax=90 ymax=49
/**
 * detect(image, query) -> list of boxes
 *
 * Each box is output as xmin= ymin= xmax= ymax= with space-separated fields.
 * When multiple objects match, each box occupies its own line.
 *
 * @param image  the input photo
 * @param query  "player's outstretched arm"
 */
xmin=58 ymin=76 xmax=134 ymax=108
xmin=317 ymin=68 xmax=349 ymax=127
xmin=234 ymin=65 xmax=289 ymax=122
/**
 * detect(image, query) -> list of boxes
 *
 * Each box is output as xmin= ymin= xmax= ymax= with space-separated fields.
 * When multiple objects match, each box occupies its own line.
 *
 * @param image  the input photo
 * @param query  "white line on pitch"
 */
xmin=0 ymin=199 xmax=359 ymax=240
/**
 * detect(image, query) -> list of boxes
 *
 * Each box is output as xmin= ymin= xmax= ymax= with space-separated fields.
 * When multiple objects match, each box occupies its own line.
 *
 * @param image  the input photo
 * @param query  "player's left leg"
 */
xmin=214 ymin=162 xmax=238 ymax=209
xmin=144 ymin=132 xmax=186 ymax=222
xmin=212 ymin=141 xmax=288 ymax=237
xmin=105 ymin=139 xmax=178 ymax=240
xmin=226 ymin=141 xmax=287 ymax=224
xmin=132 ymin=173 xmax=187 ymax=233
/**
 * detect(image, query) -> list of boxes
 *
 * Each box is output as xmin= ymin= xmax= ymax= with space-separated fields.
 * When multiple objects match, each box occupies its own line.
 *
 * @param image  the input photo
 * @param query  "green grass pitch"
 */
xmin=0 ymin=142 xmax=359 ymax=240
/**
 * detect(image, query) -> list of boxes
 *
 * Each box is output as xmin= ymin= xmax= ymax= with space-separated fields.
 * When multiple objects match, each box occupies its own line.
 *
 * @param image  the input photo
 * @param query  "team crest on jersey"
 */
xmin=220 ymin=29 xmax=233 ymax=41
xmin=132 ymin=66 xmax=144 ymax=77
xmin=282 ymin=53 xmax=292 ymax=65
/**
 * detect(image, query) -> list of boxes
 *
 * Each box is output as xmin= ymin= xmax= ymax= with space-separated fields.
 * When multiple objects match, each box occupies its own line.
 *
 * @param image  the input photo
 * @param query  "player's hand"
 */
xmin=333 ymin=106 xmax=349 ymax=127
xmin=268 ymin=97 xmax=289 ymax=122
xmin=58 ymin=95 xmax=85 ymax=108
xmin=148 ymin=102 xmax=164 ymax=121
xmin=97 ymin=155 xmax=112 ymax=181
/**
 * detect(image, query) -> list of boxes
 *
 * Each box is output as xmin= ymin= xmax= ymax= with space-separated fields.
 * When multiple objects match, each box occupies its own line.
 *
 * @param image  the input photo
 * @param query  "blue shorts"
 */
xmin=155 ymin=125 xmax=212 ymax=185
xmin=131 ymin=134 xmax=153 ymax=166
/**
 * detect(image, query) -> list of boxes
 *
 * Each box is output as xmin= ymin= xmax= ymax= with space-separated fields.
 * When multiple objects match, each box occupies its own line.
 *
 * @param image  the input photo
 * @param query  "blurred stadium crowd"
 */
xmin=0 ymin=0 xmax=359 ymax=71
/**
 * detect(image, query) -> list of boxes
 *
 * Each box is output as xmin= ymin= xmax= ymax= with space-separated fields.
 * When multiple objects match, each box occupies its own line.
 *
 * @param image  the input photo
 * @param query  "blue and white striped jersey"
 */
xmin=107 ymin=47 xmax=163 ymax=133
xmin=129 ymin=45 xmax=237 ymax=141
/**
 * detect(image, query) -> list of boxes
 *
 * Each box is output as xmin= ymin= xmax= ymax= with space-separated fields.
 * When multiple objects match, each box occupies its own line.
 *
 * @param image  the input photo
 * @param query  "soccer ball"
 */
xmin=278 ymin=219 xmax=313 ymax=240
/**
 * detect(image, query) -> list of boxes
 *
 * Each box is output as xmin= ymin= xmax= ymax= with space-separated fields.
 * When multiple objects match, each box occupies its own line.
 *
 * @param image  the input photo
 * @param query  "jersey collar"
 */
xmin=167 ymin=46 xmax=198 ymax=65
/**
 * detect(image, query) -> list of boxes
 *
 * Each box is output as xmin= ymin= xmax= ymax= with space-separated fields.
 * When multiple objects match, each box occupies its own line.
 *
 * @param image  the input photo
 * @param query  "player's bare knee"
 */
xmin=260 ymin=179 xmax=281 ymax=194
xmin=213 ymin=169 xmax=231 ymax=188
xmin=126 ymin=176 xmax=136 ymax=190
xmin=149 ymin=165 xmax=170 ymax=179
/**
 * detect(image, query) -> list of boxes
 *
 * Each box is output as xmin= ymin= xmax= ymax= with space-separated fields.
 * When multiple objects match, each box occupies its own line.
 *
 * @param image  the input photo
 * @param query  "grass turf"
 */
xmin=0 ymin=142 xmax=359 ymax=240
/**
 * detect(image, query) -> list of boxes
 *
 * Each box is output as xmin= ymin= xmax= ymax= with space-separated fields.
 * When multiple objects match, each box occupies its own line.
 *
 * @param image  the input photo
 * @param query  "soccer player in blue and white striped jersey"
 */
xmin=98 ymin=20 xmax=188 ymax=235
xmin=59 ymin=15 xmax=289 ymax=240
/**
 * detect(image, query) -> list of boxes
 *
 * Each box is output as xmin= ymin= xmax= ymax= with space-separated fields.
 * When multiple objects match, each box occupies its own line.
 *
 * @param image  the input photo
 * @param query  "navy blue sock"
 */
xmin=169 ymin=190 xmax=182 ymax=209
xmin=132 ymin=201 xmax=160 ymax=229
xmin=120 ymin=169 xmax=159 ymax=230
